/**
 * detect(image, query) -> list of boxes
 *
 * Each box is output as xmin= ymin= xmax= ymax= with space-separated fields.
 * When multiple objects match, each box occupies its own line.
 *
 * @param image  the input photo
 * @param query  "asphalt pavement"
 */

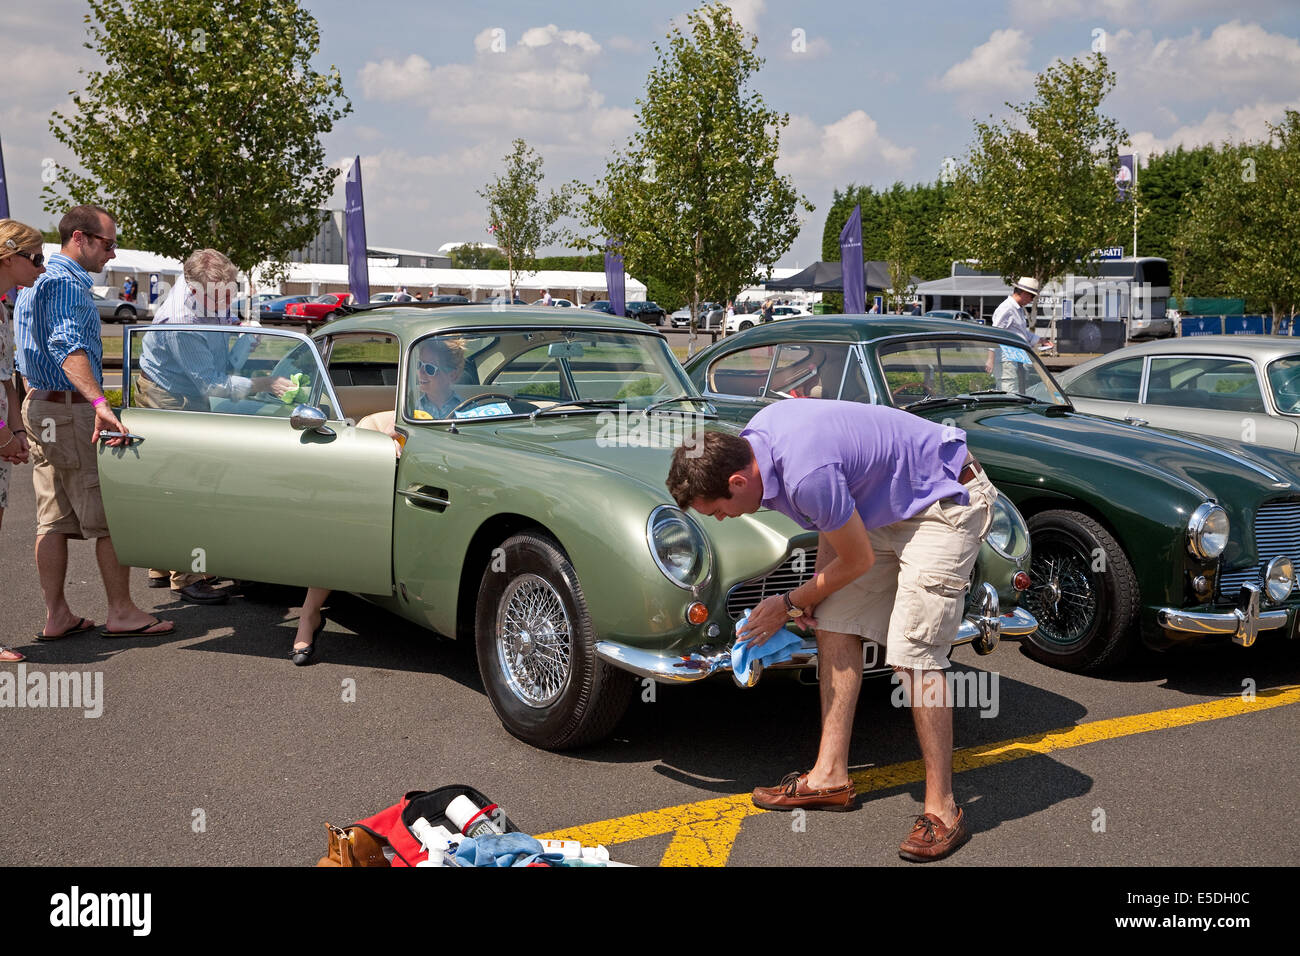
xmin=1 ymin=465 xmax=1298 ymax=869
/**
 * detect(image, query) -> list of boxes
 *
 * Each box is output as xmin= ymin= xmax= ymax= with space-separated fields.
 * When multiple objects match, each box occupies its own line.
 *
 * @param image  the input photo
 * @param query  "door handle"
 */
xmin=98 ymin=430 xmax=145 ymax=443
xmin=1123 ymin=416 xmax=1147 ymax=427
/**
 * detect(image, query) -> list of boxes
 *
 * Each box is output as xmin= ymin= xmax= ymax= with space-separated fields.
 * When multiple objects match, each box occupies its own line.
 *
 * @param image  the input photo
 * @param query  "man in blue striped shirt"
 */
xmin=14 ymin=205 xmax=173 ymax=640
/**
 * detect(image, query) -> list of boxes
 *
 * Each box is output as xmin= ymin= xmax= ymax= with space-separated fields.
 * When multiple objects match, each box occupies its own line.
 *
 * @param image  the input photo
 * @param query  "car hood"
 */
xmin=481 ymin=413 xmax=807 ymax=561
xmin=933 ymin=402 xmax=1300 ymax=505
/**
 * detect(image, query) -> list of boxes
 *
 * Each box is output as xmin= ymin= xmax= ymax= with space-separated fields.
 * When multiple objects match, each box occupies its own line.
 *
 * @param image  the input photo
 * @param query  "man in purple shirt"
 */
xmin=667 ymin=399 xmax=994 ymax=861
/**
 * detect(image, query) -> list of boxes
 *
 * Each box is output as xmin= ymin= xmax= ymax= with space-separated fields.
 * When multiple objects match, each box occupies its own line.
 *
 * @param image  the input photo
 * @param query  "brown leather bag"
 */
xmin=316 ymin=823 xmax=392 ymax=867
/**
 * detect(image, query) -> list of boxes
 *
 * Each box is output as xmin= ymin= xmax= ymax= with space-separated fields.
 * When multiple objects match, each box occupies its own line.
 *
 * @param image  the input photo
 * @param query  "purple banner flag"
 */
xmin=839 ymin=204 xmax=865 ymax=314
xmin=1115 ymin=154 xmax=1135 ymax=202
xmin=345 ymin=156 xmax=370 ymax=304
xmin=605 ymin=238 xmax=625 ymax=316
xmin=0 ymin=133 xmax=10 ymax=219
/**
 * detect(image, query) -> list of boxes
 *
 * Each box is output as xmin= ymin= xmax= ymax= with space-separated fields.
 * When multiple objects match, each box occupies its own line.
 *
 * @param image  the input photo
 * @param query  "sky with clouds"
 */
xmin=3 ymin=0 xmax=1299 ymax=268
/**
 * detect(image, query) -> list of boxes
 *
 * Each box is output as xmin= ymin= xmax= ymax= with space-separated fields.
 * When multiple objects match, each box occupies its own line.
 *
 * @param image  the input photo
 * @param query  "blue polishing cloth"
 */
xmin=452 ymin=832 xmax=559 ymax=867
xmin=731 ymin=609 xmax=804 ymax=685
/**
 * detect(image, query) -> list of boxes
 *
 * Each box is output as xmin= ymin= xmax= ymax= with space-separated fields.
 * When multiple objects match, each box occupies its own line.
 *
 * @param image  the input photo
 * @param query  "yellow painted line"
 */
xmin=536 ymin=684 xmax=1300 ymax=866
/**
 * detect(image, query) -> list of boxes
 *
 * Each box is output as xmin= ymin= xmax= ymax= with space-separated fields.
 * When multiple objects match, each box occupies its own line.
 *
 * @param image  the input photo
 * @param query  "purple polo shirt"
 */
xmin=740 ymin=400 xmax=969 ymax=532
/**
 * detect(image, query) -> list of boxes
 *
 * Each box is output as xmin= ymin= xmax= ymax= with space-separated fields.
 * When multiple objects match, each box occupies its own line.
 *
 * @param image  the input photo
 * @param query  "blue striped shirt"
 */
xmin=14 ymin=253 xmax=102 ymax=390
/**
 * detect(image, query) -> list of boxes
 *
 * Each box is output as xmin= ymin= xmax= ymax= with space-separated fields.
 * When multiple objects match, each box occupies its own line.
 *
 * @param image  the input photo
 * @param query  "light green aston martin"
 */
xmin=98 ymin=305 xmax=1035 ymax=749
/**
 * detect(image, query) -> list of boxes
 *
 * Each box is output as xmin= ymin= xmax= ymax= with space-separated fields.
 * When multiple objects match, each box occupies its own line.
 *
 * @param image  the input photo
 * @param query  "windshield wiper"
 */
xmin=528 ymin=399 xmax=623 ymax=422
xmin=962 ymin=390 xmax=1037 ymax=404
xmin=640 ymin=395 xmax=715 ymax=417
xmin=901 ymin=396 xmax=973 ymax=411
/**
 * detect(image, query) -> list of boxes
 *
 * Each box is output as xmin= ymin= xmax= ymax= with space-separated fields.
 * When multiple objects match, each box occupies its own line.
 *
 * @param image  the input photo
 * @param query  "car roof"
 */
xmin=313 ymin=304 xmax=659 ymax=340
xmin=704 ymin=313 xmax=1024 ymax=345
xmin=1062 ymin=334 xmax=1300 ymax=380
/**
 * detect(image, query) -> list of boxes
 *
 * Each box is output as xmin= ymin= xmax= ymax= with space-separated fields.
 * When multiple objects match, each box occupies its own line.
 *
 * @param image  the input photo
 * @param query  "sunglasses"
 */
xmin=417 ymin=362 xmax=446 ymax=376
xmin=14 ymin=250 xmax=44 ymax=267
xmin=82 ymin=231 xmax=118 ymax=251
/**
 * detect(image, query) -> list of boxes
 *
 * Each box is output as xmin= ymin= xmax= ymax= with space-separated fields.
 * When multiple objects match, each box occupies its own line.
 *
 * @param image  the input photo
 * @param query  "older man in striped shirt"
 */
xmin=14 ymin=205 xmax=173 ymax=640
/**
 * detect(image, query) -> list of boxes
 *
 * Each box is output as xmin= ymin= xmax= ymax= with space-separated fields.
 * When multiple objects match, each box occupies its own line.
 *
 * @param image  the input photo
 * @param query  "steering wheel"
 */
xmin=891 ymin=382 xmax=933 ymax=402
xmin=446 ymin=392 xmax=518 ymax=415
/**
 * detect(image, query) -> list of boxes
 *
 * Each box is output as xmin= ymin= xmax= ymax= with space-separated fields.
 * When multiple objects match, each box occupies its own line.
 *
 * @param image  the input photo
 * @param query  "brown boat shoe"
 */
xmin=898 ymin=807 xmax=971 ymax=862
xmin=752 ymin=771 xmax=856 ymax=812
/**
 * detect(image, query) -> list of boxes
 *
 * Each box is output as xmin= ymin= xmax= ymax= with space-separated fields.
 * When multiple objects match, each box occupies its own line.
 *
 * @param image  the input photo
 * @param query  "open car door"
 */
xmin=97 ymin=324 xmax=396 ymax=594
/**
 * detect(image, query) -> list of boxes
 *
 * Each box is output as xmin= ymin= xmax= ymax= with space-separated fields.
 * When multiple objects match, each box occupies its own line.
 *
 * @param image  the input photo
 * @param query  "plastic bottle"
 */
xmin=446 ymin=795 xmax=506 ymax=839
xmin=411 ymin=816 xmax=456 ymax=867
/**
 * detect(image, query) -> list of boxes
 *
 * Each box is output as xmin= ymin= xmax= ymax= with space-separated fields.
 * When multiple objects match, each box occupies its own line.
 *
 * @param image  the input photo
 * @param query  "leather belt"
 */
xmin=27 ymin=389 xmax=89 ymax=404
xmin=959 ymin=457 xmax=983 ymax=485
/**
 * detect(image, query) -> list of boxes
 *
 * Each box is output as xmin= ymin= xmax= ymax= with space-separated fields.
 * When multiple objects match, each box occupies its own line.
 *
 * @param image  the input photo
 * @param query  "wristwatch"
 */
xmin=782 ymin=591 xmax=804 ymax=619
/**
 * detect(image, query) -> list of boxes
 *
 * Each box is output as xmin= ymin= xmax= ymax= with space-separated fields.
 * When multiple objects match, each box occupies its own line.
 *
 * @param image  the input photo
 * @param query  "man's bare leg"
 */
xmin=900 ymin=667 xmax=958 ymax=827
xmin=805 ymin=629 xmax=863 ymax=790
xmin=36 ymin=532 xmax=81 ymax=635
xmin=96 ymin=535 xmax=162 ymax=632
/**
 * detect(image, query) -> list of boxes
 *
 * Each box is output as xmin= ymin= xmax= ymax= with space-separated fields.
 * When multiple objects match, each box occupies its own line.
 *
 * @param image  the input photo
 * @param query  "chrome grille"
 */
xmin=1218 ymin=501 xmax=1300 ymax=599
xmin=727 ymin=547 xmax=819 ymax=620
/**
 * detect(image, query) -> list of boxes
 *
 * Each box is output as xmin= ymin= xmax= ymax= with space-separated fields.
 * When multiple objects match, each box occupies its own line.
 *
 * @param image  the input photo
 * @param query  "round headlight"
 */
xmin=1187 ymin=503 xmax=1229 ymax=560
xmin=1265 ymin=556 xmax=1294 ymax=603
xmin=986 ymin=493 xmax=1030 ymax=560
xmin=647 ymin=505 xmax=712 ymax=590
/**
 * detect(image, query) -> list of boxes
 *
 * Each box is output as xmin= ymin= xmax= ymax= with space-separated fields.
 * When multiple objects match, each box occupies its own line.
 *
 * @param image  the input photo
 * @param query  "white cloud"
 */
xmin=780 ymin=110 xmax=915 ymax=182
xmin=518 ymin=24 xmax=601 ymax=55
xmin=607 ymin=34 xmax=641 ymax=53
xmin=937 ymin=29 xmax=1034 ymax=97
xmin=1106 ymin=21 xmax=1300 ymax=107
xmin=1130 ymin=98 xmax=1300 ymax=155
xmin=0 ymin=44 xmax=92 ymax=98
xmin=725 ymin=0 xmax=765 ymax=34
xmin=1007 ymin=0 xmax=1288 ymax=23
xmin=357 ymin=55 xmax=435 ymax=101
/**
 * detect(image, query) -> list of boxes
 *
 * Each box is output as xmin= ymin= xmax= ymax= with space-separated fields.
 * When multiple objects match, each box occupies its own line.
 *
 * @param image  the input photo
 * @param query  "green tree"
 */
xmin=479 ymin=139 xmax=575 ymax=301
xmin=823 ymin=181 xmax=956 ymax=282
xmin=1175 ymin=112 xmax=1300 ymax=329
xmin=940 ymin=53 xmax=1129 ymax=303
xmin=448 ymin=243 xmax=508 ymax=270
xmin=885 ymin=219 xmax=919 ymax=312
xmin=42 ymin=0 xmax=350 ymax=273
xmin=578 ymin=2 xmax=811 ymax=338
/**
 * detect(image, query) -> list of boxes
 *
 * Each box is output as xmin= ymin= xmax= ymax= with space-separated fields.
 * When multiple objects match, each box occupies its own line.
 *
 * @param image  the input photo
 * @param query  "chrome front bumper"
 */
xmin=597 ymin=594 xmax=1038 ymax=686
xmin=1157 ymin=583 xmax=1290 ymax=648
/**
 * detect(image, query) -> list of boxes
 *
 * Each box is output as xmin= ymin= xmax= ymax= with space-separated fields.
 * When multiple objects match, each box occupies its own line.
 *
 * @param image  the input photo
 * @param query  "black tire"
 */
xmin=323 ymin=311 xmax=338 ymax=321
xmin=475 ymin=532 xmax=634 ymax=750
xmin=738 ymin=320 xmax=754 ymax=332
xmin=114 ymin=306 xmax=135 ymax=321
xmin=1021 ymin=510 xmax=1139 ymax=672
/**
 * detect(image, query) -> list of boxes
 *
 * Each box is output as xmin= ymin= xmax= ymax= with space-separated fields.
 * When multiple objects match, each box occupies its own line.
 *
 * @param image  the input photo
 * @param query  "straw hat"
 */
xmin=1012 ymin=277 xmax=1040 ymax=296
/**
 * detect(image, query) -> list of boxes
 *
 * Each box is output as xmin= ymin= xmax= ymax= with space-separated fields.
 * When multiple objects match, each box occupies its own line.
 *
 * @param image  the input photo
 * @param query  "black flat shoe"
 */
xmin=290 ymin=614 xmax=326 ymax=666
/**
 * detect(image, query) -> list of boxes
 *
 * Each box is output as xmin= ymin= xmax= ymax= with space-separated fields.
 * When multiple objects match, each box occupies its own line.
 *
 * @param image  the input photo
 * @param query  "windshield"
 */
xmin=1266 ymin=356 xmax=1300 ymax=414
xmin=876 ymin=337 xmax=1068 ymax=406
xmin=404 ymin=328 xmax=698 ymax=422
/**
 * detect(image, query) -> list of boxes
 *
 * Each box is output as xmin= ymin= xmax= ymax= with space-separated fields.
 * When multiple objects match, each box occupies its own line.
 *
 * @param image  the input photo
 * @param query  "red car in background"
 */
xmin=284 ymin=292 xmax=353 ymax=323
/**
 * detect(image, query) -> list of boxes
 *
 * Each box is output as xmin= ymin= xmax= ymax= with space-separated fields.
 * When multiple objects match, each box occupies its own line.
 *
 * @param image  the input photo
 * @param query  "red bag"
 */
xmin=354 ymin=786 xmax=520 ymax=868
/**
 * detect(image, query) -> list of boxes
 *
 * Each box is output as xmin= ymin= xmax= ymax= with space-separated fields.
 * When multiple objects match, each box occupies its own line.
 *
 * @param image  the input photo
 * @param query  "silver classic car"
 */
xmin=1059 ymin=335 xmax=1300 ymax=452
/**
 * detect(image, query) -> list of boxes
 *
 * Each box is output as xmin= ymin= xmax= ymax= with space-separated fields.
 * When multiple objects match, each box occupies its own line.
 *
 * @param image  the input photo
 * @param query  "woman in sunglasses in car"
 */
xmin=0 ymin=219 xmax=44 ymax=662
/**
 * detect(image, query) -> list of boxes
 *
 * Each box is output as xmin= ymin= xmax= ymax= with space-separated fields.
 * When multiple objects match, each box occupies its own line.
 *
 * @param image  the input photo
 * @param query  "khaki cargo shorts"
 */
xmin=814 ymin=470 xmax=996 ymax=671
xmin=22 ymin=396 xmax=110 ymax=539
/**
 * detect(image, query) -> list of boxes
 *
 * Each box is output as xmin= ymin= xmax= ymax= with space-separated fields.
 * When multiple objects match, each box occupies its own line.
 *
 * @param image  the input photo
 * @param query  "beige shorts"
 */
xmin=814 ymin=470 xmax=996 ymax=671
xmin=22 ymin=396 xmax=110 ymax=539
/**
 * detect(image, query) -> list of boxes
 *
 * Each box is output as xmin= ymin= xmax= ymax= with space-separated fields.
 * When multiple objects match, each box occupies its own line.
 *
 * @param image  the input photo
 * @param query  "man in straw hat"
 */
xmin=991 ymin=277 xmax=1051 ymax=351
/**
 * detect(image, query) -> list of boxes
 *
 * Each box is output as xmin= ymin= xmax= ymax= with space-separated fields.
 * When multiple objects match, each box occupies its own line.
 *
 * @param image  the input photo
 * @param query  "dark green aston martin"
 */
xmin=684 ymin=316 xmax=1300 ymax=672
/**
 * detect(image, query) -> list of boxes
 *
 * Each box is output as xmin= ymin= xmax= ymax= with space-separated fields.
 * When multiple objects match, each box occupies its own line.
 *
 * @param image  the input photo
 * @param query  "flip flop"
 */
xmin=101 ymin=617 xmax=175 ymax=639
xmin=36 ymin=617 xmax=97 ymax=641
xmin=0 ymin=647 xmax=25 ymax=662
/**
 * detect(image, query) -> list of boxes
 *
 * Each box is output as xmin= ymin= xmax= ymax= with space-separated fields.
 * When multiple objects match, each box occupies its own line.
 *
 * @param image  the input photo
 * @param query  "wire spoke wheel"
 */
xmin=1022 ymin=510 xmax=1139 ymax=672
xmin=496 ymin=573 xmax=572 ymax=708
xmin=1025 ymin=539 xmax=1098 ymax=649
